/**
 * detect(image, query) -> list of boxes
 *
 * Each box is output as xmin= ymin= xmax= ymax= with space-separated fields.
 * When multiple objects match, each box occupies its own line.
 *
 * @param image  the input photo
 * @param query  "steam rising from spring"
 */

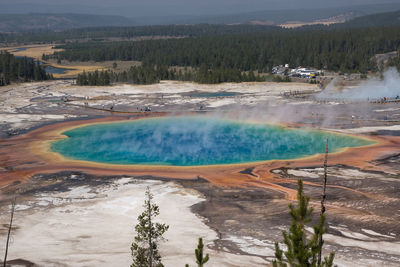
xmin=317 ymin=68 xmax=400 ymax=101
xmin=51 ymin=116 xmax=372 ymax=166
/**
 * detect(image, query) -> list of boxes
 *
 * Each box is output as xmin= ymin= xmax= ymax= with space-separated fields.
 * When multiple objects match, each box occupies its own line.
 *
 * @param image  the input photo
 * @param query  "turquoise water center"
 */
xmin=51 ymin=116 xmax=374 ymax=166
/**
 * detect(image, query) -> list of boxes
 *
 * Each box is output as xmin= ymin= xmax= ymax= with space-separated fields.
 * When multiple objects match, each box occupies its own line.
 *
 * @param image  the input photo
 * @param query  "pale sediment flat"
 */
xmin=340 ymin=125 xmax=400 ymax=133
xmin=1 ymin=178 xmax=266 ymax=267
xmin=0 ymin=80 xmax=320 ymax=133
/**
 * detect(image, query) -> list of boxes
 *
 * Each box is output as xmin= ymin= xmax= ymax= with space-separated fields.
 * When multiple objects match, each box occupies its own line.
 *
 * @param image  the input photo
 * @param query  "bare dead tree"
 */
xmin=318 ymin=137 xmax=329 ymax=265
xmin=3 ymin=197 xmax=16 ymax=267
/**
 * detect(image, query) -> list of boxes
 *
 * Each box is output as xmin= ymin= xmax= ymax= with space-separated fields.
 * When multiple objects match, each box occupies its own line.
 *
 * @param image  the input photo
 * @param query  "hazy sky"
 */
xmin=2 ymin=0 xmax=399 ymax=17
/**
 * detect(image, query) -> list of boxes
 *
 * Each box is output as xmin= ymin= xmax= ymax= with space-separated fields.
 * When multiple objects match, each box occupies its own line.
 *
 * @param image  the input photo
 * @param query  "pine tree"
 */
xmin=131 ymin=187 xmax=169 ymax=267
xmin=195 ymin=238 xmax=209 ymax=267
xmin=0 ymin=52 xmax=50 ymax=86
xmin=272 ymin=179 xmax=335 ymax=267
xmin=185 ymin=237 xmax=210 ymax=267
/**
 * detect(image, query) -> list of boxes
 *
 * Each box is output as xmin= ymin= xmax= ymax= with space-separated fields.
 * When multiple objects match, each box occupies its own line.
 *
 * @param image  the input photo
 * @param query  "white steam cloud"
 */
xmin=317 ymin=68 xmax=400 ymax=101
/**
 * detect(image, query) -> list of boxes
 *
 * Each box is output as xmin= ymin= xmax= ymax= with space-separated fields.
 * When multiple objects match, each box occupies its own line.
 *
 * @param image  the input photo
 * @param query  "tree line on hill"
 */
xmin=76 ymin=65 xmax=265 ymax=86
xmin=0 ymin=24 xmax=280 ymax=43
xmin=1 ymin=9 xmax=400 ymax=44
xmin=0 ymin=52 xmax=52 ymax=86
xmin=334 ymin=10 xmax=400 ymax=28
xmin=54 ymin=26 xmax=400 ymax=74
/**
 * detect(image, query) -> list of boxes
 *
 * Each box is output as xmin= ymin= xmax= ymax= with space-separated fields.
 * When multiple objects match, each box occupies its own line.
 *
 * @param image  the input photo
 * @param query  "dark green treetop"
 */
xmin=273 ymin=180 xmax=335 ymax=267
xmin=131 ymin=187 xmax=169 ymax=267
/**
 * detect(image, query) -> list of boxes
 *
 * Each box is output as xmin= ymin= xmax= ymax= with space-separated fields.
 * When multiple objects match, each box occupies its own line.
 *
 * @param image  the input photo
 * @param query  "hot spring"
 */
xmin=51 ymin=116 xmax=374 ymax=166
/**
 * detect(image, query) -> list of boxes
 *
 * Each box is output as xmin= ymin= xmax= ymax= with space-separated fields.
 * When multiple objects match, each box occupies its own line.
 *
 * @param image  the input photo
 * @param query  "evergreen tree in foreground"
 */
xmin=195 ymin=238 xmax=209 ymax=267
xmin=185 ymin=237 xmax=210 ymax=267
xmin=131 ymin=187 xmax=169 ymax=267
xmin=273 ymin=180 xmax=335 ymax=267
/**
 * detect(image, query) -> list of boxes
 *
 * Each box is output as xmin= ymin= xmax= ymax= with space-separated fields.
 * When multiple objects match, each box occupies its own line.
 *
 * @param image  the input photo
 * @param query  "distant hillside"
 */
xmin=145 ymin=3 xmax=400 ymax=26
xmin=301 ymin=9 xmax=400 ymax=30
xmin=339 ymin=10 xmax=400 ymax=27
xmin=0 ymin=13 xmax=137 ymax=32
xmin=2 ymin=3 xmax=400 ymax=32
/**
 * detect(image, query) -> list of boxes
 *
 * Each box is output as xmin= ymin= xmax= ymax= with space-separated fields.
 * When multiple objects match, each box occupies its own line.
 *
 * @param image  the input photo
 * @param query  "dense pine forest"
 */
xmin=76 ymin=65 xmax=265 ymax=85
xmin=2 ymin=19 xmax=399 ymax=86
xmin=0 ymin=52 xmax=52 ymax=86
xmin=0 ymin=24 xmax=280 ymax=43
xmin=54 ymin=26 xmax=400 ymax=74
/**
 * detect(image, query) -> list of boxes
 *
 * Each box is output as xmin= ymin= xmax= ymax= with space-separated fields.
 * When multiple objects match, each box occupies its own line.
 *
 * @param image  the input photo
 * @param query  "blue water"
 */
xmin=51 ymin=116 xmax=374 ymax=166
xmin=14 ymin=56 xmax=33 ymax=60
xmin=44 ymin=66 xmax=71 ymax=74
xmin=12 ymin=57 xmax=70 ymax=74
